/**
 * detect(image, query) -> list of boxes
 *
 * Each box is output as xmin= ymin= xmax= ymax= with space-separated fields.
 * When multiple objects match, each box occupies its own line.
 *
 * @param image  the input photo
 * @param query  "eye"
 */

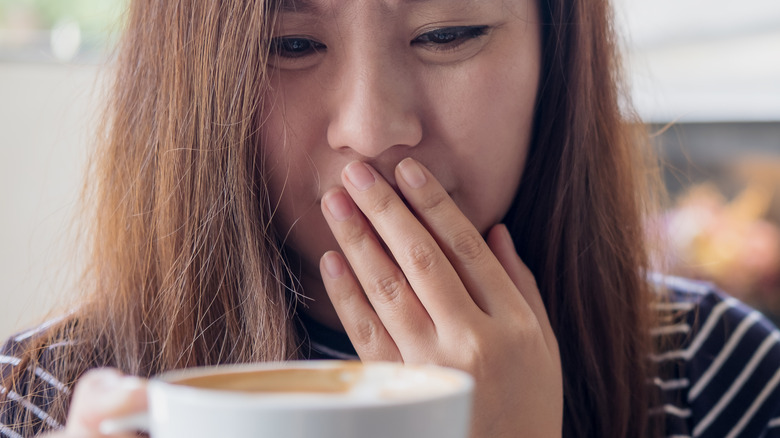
xmin=412 ymin=25 xmax=490 ymax=51
xmin=270 ymin=36 xmax=326 ymax=59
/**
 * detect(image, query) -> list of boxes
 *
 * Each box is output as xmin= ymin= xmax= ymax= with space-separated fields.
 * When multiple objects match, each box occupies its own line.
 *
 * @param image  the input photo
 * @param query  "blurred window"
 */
xmin=0 ymin=0 xmax=127 ymax=63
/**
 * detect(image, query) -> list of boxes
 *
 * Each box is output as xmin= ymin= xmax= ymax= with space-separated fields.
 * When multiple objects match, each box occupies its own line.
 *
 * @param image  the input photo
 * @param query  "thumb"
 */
xmin=65 ymin=368 xmax=147 ymax=436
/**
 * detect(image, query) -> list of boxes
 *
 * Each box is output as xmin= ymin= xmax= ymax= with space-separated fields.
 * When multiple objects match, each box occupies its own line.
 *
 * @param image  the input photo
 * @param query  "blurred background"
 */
xmin=0 ymin=0 xmax=126 ymax=339
xmin=1 ymin=0 xmax=779 ymax=339
xmin=615 ymin=0 xmax=780 ymax=324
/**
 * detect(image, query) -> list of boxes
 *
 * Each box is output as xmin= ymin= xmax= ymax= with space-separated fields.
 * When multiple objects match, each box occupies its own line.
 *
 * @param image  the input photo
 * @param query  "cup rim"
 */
xmin=149 ymin=360 xmax=474 ymax=409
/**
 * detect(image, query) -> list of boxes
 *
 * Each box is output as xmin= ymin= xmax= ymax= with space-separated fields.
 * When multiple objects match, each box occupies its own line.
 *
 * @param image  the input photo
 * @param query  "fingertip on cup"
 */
xmin=98 ymin=412 xmax=151 ymax=435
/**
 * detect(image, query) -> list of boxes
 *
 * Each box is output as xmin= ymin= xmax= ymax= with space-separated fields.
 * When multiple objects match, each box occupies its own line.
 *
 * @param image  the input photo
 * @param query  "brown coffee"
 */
xmin=173 ymin=362 xmax=364 ymax=394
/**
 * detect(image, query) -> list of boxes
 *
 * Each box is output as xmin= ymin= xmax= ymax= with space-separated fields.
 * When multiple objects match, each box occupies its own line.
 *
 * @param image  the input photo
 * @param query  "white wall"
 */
xmin=615 ymin=0 xmax=780 ymax=122
xmin=0 ymin=62 xmax=101 ymax=340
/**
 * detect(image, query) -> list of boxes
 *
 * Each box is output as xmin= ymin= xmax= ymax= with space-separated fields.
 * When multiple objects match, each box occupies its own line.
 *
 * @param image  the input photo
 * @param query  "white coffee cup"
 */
xmin=100 ymin=360 xmax=474 ymax=438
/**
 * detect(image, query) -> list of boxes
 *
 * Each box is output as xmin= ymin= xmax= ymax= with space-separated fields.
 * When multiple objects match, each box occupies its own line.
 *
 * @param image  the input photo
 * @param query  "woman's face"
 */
xmin=260 ymin=0 xmax=541 ymax=301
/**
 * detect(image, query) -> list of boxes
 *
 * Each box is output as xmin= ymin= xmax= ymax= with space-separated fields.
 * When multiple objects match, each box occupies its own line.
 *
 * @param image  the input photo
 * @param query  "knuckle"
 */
xmin=451 ymin=229 xmax=486 ymax=262
xmin=370 ymin=192 xmax=397 ymax=216
xmin=404 ymin=241 xmax=439 ymax=273
xmin=419 ymin=189 xmax=449 ymax=214
xmin=369 ymin=272 xmax=407 ymax=305
xmin=352 ymin=318 xmax=379 ymax=347
xmin=505 ymin=316 xmax=546 ymax=349
xmin=329 ymin=283 xmax=356 ymax=308
xmin=460 ymin=330 xmax=492 ymax=373
xmin=340 ymin=221 xmax=369 ymax=248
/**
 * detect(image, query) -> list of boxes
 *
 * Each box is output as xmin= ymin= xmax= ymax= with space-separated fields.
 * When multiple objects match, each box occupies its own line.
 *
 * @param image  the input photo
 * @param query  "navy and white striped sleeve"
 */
xmin=654 ymin=277 xmax=780 ymax=437
xmin=1 ymin=330 xmax=70 ymax=437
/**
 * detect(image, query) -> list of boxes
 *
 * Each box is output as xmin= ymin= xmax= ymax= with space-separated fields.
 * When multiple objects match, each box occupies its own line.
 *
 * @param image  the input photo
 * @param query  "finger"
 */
xmin=487 ymin=224 xmax=557 ymax=348
xmin=65 ymin=369 xmax=146 ymax=436
xmin=320 ymin=250 xmax=403 ymax=361
xmin=339 ymin=161 xmax=478 ymax=324
xmin=395 ymin=158 xmax=522 ymax=315
xmin=321 ymin=188 xmax=436 ymax=354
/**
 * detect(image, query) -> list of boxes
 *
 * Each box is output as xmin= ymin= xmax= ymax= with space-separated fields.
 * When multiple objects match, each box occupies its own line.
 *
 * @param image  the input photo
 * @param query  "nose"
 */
xmin=326 ymin=52 xmax=423 ymax=157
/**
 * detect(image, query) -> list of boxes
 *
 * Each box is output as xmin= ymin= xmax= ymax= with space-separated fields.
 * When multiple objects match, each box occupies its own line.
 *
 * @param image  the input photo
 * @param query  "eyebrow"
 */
xmin=280 ymin=0 xmax=437 ymax=13
xmin=280 ymin=0 xmax=316 ymax=13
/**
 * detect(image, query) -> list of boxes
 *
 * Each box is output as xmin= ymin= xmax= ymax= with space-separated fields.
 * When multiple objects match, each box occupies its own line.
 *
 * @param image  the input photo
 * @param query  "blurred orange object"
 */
xmin=665 ymin=180 xmax=780 ymax=313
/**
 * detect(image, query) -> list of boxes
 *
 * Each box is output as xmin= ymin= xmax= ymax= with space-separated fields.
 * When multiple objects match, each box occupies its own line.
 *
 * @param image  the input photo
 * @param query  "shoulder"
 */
xmin=1 ymin=318 xmax=77 ymax=436
xmin=651 ymin=275 xmax=780 ymax=437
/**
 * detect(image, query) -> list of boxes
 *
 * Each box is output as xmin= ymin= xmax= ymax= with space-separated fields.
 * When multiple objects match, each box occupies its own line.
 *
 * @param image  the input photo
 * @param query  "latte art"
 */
xmin=173 ymin=362 xmax=460 ymax=401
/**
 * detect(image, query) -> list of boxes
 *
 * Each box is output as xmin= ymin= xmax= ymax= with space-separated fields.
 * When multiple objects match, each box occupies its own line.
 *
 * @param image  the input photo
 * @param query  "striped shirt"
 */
xmin=649 ymin=276 xmax=780 ymax=437
xmin=2 ymin=277 xmax=780 ymax=437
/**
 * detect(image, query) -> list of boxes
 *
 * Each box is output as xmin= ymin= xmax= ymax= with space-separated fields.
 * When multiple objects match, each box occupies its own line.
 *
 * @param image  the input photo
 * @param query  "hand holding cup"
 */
xmin=42 ymin=368 xmax=147 ymax=438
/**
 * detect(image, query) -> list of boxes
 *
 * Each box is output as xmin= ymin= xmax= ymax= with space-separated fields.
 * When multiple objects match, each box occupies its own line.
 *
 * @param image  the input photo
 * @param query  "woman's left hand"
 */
xmin=319 ymin=158 xmax=563 ymax=438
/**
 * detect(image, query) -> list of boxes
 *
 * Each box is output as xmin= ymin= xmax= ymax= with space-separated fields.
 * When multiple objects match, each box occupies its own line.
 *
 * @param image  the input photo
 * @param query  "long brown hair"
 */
xmin=509 ymin=0 xmax=664 ymax=435
xmin=3 ymin=0 xmax=664 ymax=436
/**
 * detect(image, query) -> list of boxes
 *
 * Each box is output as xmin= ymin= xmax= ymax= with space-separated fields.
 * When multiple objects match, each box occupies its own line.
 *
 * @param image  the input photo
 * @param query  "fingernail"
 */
xmin=397 ymin=158 xmax=427 ymax=189
xmin=118 ymin=377 xmax=144 ymax=392
xmin=90 ymin=374 xmax=143 ymax=411
xmin=323 ymin=191 xmax=354 ymax=222
xmin=499 ymin=224 xmax=516 ymax=249
xmin=322 ymin=252 xmax=345 ymax=279
xmin=345 ymin=161 xmax=376 ymax=191
xmin=92 ymin=369 xmax=122 ymax=384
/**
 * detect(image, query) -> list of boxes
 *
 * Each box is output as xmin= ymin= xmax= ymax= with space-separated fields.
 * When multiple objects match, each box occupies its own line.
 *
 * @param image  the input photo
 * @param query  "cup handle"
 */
xmin=98 ymin=412 xmax=150 ymax=435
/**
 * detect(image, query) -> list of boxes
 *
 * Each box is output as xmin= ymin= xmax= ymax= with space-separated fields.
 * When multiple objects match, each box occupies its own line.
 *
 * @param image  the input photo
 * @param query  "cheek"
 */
xmin=427 ymin=56 xmax=539 ymax=229
xmin=259 ymin=109 xmax=292 ymax=207
xmin=258 ymin=100 xmax=313 ymax=234
xmin=259 ymin=81 xmax=326 ymax=200
xmin=258 ymin=86 xmax=338 ymax=264
xmin=458 ymin=53 xmax=538 ymax=145
xmin=430 ymin=42 xmax=539 ymax=151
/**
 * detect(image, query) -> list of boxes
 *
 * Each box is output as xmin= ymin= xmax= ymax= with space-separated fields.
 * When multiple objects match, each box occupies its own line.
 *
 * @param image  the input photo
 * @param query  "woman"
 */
xmin=2 ymin=0 xmax=779 ymax=436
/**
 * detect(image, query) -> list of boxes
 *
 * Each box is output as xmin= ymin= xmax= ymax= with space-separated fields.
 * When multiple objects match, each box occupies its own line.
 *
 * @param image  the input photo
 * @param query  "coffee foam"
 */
xmin=351 ymin=364 xmax=458 ymax=400
xmin=173 ymin=363 xmax=460 ymax=401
